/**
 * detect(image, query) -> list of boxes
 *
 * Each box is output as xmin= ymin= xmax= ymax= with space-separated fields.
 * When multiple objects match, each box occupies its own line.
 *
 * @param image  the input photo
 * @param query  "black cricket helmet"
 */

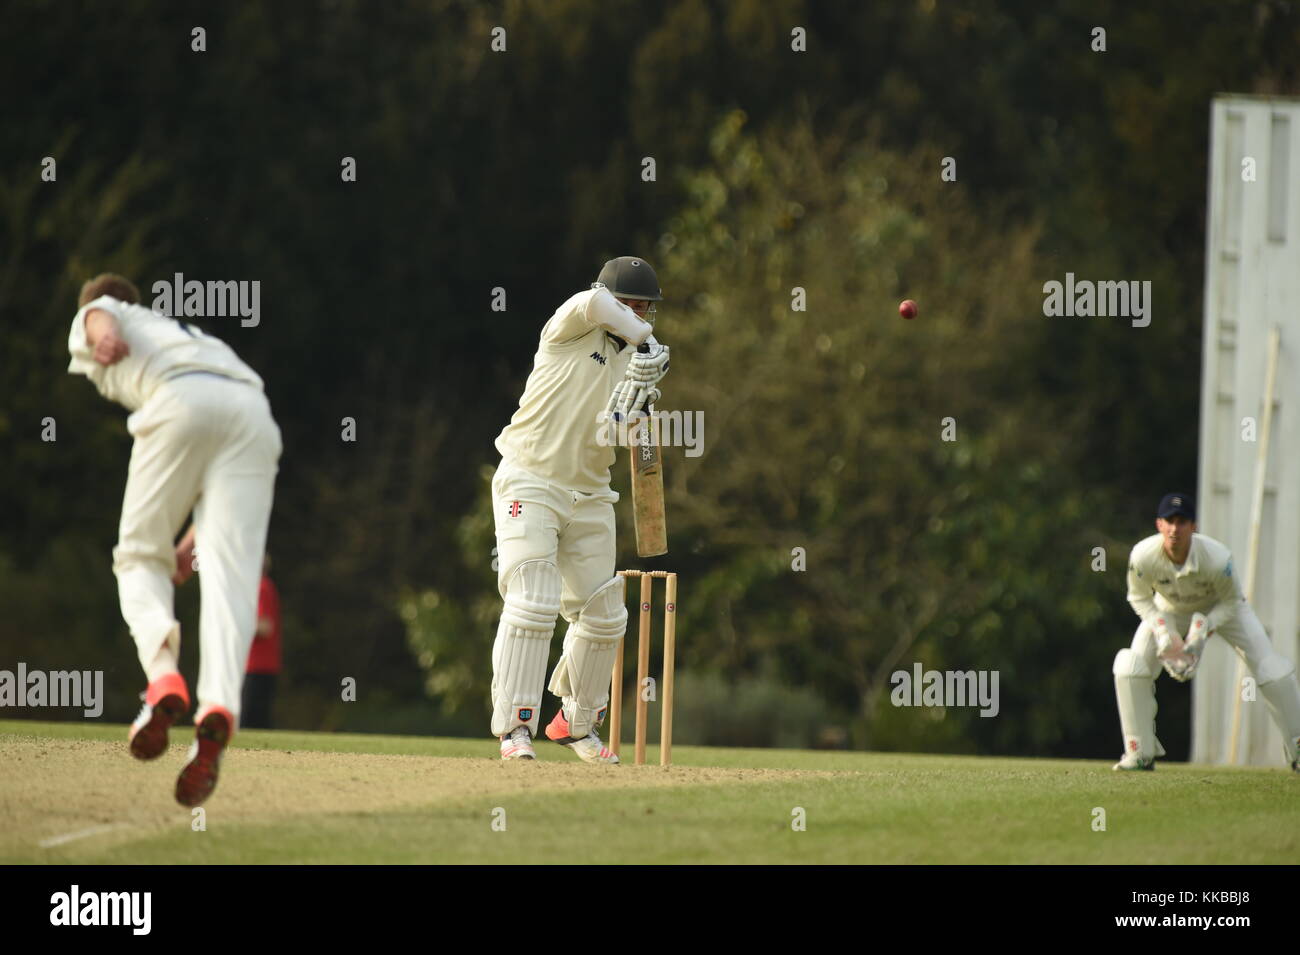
xmin=593 ymin=256 xmax=662 ymax=301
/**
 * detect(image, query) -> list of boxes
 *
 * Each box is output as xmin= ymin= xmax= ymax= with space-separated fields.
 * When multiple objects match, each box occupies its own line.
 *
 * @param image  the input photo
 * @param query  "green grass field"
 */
xmin=3 ymin=719 xmax=1295 ymax=864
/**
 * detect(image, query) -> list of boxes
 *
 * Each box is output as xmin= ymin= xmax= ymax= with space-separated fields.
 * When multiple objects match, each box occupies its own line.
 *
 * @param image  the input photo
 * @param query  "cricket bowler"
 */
xmin=490 ymin=256 xmax=670 ymax=762
xmin=1112 ymin=492 xmax=1300 ymax=771
xmin=67 ymin=273 xmax=281 ymax=804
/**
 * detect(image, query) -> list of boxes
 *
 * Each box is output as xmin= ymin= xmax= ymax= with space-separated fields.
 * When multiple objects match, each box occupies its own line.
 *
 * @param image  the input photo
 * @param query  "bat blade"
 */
xmin=630 ymin=413 xmax=668 ymax=557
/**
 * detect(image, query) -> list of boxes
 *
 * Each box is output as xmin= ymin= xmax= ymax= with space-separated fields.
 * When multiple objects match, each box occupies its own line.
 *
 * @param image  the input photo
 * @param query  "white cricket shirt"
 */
xmin=494 ymin=287 xmax=652 ymax=492
xmin=68 ymin=296 xmax=263 ymax=412
xmin=1126 ymin=532 xmax=1243 ymax=632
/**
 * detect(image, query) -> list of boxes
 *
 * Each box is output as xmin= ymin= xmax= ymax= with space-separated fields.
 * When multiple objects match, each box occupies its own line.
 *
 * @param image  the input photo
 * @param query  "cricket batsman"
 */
xmin=1112 ymin=492 xmax=1300 ymax=771
xmin=68 ymin=274 xmax=281 ymax=804
xmin=490 ymin=256 xmax=670 ymax=762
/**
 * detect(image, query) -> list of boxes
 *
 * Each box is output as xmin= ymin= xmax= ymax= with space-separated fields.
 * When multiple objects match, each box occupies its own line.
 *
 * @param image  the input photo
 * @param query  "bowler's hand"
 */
xmin=93 ymin=329 xmax=130 ymax=366
xmin=173 ymin=537 xmax=197 ymax=586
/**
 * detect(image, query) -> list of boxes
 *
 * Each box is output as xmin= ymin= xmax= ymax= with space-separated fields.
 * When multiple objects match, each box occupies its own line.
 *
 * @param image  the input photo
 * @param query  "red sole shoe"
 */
xmin=175 ymin=708 xmax=232 ymax=807
xmin=128 ymin=692 xmax=189 ymax=760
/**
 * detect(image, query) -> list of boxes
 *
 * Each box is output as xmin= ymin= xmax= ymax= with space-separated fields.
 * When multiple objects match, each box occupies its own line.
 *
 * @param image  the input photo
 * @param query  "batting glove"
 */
xmin=627 ymin=340 xmax=670 ymax=385
xmin=606 ymin=381 xmax=661 ymax=423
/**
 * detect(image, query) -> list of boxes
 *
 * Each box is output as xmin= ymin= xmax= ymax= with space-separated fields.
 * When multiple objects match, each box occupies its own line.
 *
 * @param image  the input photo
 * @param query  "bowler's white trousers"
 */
xmin=114 ymin=372 xmax=281 ymax=724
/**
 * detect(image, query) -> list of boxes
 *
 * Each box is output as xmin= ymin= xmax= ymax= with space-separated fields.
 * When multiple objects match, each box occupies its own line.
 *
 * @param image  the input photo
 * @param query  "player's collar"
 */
xmin=1172 ymin=536 xmax=1199 ymax=577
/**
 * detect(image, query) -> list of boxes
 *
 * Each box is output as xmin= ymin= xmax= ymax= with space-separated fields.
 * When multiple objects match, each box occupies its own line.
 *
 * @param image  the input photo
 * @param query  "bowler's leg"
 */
xmin=192 ymin=389 xmax=280 ymax=725
xmin=114 ymin=397 xmax=208 ymax=682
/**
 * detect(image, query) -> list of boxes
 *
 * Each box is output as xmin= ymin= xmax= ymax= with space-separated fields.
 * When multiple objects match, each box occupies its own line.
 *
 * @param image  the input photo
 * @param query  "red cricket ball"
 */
xmin=899 ymin=299 xmax=918 ymax=320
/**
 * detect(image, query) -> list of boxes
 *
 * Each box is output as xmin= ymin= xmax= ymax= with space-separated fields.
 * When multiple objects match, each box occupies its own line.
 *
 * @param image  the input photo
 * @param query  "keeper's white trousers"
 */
xmin=114 ymin=373 xmax=281 ymax=724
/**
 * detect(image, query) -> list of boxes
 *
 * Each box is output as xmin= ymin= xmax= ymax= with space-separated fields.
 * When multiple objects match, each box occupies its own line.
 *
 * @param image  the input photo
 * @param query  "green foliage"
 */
xmin=662 ymin=670 xmax=836 ymax=749
xmin=4 ymin=1 xmax=1296 ymax=751
xmin=644 ymin=113 xmax=1126 ymax=754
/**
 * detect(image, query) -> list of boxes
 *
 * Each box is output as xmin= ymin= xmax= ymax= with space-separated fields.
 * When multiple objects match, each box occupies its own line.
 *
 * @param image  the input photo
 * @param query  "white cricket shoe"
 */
xmin=1112 ymin=750 xmax=1156 ymax=771
xmin=544 ymin=710 xmax=619 ymax=764
xmin=500 ymin=726 xmax=536 ymax=760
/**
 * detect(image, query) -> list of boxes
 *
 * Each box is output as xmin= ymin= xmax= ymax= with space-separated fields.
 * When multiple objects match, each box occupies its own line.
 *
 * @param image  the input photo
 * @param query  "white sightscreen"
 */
xmin=1194 ymin=95 xmax=1300 ymax=766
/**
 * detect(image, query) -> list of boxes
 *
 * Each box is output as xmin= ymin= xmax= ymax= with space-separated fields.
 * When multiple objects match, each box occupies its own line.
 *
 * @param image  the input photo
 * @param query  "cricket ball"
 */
xmin=899 ymin=299 xmax=918 ymax=320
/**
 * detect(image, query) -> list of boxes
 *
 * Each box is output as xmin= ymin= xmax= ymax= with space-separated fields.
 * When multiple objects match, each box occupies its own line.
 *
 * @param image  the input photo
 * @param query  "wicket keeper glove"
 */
xmin=1153 ymin=618 xmax=1181 ymax=658
xmin=1154 ymin=618 xmax=1196 ymax=682
xmin=1183 ymin=613 xmax=1212 ymax=665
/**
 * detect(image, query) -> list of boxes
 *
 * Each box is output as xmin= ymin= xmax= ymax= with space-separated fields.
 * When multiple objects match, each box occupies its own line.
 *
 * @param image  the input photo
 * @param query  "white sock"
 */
xmin=145 ymin=644 xmax=180 ymax=684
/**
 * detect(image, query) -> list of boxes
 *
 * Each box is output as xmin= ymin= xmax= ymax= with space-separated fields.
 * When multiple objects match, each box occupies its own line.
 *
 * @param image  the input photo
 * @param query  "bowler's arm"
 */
xmin=83 ymin=308 xmax=130 ymax=365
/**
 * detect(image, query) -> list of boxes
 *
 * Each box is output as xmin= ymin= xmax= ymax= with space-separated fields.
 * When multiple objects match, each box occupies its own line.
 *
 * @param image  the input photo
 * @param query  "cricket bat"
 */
xmin=630 ymin=405 xmax=668 ymax=557
xmin=631 ymin=413 xmax=670 ymax=561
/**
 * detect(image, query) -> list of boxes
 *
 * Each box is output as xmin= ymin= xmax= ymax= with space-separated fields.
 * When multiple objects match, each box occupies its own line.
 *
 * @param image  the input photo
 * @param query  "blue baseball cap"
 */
xmin=1157 ymin=492 xmax=1195 ymax=520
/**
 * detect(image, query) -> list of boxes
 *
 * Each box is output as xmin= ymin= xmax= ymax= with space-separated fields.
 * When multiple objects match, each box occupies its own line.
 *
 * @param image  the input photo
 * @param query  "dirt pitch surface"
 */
xmin=1 ymin=726 xmax=833 ymax=864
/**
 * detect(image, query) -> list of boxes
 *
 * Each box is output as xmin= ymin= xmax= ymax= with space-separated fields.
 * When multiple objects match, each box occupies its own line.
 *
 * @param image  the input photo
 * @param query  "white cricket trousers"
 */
xmin=113 ymin=372 xmax=281 ymax=723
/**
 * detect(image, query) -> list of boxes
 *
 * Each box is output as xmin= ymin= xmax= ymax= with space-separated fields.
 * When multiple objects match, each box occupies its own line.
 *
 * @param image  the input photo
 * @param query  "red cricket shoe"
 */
xmin=175 ymin=705 xmax=234 ymax=807
xmin=544 ymin=709 xmax=619 ymax=764
xmin=128 ymin=672 xmax=190 ymax=761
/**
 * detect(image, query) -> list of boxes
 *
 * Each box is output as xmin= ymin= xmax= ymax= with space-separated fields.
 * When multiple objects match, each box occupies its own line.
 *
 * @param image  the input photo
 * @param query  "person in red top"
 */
xmin=242 ymin=554 xmax=281 ymax=728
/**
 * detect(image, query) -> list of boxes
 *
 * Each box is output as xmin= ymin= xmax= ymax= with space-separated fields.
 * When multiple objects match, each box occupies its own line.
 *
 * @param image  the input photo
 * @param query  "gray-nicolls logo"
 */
xmin=49 ymin=885 xmax=151 ymax=935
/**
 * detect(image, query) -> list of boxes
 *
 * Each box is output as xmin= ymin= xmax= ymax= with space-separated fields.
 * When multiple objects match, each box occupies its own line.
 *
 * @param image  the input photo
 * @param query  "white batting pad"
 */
xmin=1113 ymin=648 xmax=1161 ymax=759
xmin=547 ymin=576 xmax=627 ymax=737
xmin=491 ymin=560 xmax=561 ymax=736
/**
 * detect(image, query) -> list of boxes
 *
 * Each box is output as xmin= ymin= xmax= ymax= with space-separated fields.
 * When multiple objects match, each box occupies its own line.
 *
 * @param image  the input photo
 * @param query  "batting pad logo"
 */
xmin=517 ymin=707 xmax=533 ymax=722
xmin=507 ymin=501 xmax=523 ymax=518
xmin=50 ymin=885 xmax=151 ymax=935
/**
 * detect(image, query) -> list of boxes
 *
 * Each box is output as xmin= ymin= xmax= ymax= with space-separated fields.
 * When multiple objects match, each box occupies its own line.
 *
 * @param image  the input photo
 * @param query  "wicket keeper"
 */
xmin=489 ymin=257 xmax=670 ymax=762
xmin=1112 ymin=492 xmax=1300 ymax=771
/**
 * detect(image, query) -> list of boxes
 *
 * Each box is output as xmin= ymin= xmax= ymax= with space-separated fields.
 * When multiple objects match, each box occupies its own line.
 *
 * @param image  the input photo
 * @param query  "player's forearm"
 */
xmin=587 ymin=288 xmax=653 ymax=345
xmin=1203 ymin=598 xmax=1239 ymax=632
xmin=1128 ymin=595 xmax=1162 ymax=626
xmin=1126 ymin=571 xmax=1161 ymax=625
